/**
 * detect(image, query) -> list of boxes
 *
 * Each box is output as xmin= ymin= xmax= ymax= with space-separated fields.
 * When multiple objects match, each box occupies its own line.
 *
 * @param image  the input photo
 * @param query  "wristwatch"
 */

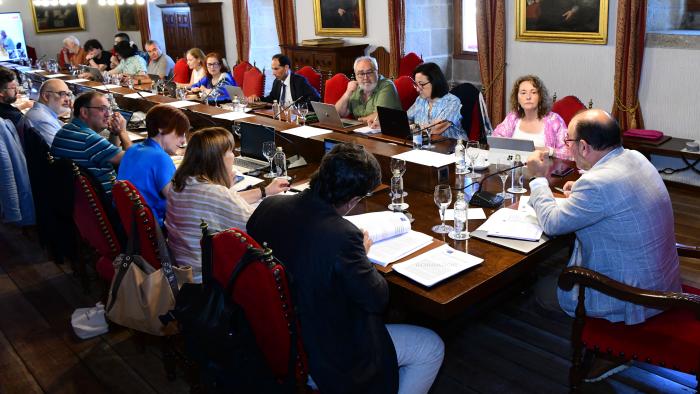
xmin=258 ymin=184 xmax=267 ymax=199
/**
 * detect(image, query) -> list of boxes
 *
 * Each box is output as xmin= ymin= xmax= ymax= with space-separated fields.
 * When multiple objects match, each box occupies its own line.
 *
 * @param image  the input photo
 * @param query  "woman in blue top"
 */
xmin=189 ymin=52 xmax=235 ymax=103
xmin=117 ymin=105 xmax=190 ymax=226
xmin=407 ymin=62 xmax=465 ymax=140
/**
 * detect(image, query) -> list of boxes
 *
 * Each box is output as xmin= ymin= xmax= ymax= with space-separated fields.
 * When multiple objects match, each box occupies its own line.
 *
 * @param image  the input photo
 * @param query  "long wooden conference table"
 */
xmin=17 ymin=67 xmax=577 ymax=320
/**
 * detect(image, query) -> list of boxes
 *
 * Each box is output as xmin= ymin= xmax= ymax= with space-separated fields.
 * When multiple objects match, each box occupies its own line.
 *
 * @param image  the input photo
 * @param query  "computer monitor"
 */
xmin=0 ymin=13 xmax=29 ymax=62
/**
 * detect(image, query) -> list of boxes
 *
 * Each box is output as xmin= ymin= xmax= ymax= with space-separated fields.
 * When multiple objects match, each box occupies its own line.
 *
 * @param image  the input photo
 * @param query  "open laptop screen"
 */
xmin=376 ymin=106 xmax=412 ymax=139
xmin=239 ymin=122 xmax=275 ymax=161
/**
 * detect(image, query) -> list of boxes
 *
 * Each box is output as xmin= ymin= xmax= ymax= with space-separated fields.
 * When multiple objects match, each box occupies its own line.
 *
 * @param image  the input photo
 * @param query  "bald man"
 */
xmin=25 ymin=79 xmax=73 ymax=145
xmin=526 ymin=109 xmax=681 ymax=381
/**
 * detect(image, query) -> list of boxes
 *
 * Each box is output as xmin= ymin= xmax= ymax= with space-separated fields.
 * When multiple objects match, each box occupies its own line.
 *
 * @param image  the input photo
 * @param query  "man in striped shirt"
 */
xmin=50 ymin=91 xmax=132 ymax=195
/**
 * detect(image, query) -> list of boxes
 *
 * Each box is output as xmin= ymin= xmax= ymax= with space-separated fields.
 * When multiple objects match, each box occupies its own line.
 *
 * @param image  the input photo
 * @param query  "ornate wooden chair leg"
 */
xmin=162 ymin=335 xmax=177 ymax=381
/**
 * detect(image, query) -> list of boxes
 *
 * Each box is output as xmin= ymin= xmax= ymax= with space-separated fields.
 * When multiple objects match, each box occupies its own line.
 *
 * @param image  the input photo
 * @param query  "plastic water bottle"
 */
xmin=272 ymin=100 xmax=281 ymax=120
xmin=454 ymin=139 xmax=467 ymax=174
xmin=450 ymin=192 xmax=468 ymax=240
xmin=272 ymin=147 xmax=287 ymax=178
xmin=411 ymin=124 xmax=423 ymax=150
xmin=390 ymin=174 xmax=403 ymax=211
xmin=232 ymin=95 xmax=241 ymax=112
xmin=508 ymin=154 xmax=527 ymax=194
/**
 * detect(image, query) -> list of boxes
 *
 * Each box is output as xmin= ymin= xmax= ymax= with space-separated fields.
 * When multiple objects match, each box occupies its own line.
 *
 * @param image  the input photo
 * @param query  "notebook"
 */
xmin=310 ymin=101 xmax=363 ymax=128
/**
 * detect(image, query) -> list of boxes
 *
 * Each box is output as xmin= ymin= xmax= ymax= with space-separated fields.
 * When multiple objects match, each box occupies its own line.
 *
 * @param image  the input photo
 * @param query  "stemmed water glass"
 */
xmin=497 ymin=159 xmax=513 ymax=200
xmin=298 ymin=102 xmax=309 ymax=125
xmin=466 ymin=141 xmax=482 ymax=178
xmin=262 ymin=141 xmax=277 ymax=178
xmin=209 ymin=89 xmax=220 ymax=106
xmin=232 ymin=122 xmax=241 ymax=152
xmin=432 ymin=184 xmax=454 ymax=234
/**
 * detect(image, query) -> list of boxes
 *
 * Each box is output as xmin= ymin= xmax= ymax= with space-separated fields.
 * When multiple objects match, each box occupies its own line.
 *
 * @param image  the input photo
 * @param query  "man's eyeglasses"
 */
xmin=47 ymin=91 xmax=74 ymax=99
xmin=86 ymin=105 xmax=111 ymax=114
xmin=356 ymin=70 xmax=376 ymax=78
xmin=564 ymin=138 xmax=581 ymax=147
xmin=206 ymin=62 xmax=221 ymax=67
xmin=413 ymin=80 xmax=431 ymax=89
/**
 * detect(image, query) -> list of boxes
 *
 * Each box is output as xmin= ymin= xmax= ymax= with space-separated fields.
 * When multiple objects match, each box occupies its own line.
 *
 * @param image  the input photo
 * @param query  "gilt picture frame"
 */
xmin=30 ymin=2 xmax=86 ymax=34
xmin=313 ymin=0 xmax=366 ymax=37
xmin=516 ymin=0 xmax=608 ymax=44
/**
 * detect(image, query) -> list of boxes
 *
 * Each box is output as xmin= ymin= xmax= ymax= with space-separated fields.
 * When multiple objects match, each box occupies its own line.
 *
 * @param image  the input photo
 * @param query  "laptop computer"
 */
xmin=224 ymin=85 xmax=245 ymax=100
xmin=376 ymin=106 xmax=412 ymax=139
xmin=115 ymin=109 xmax=134 ymax=125
xmin=234 ymin=122 xmax=275 ymax=171
xmin=86 ymin=66 xmax=105 ymax=82
xmin=486 ymin=136 xmax=535 ymax=163
xmin=310 ymin=101 xmax=363 ymax=128
xmin=148 ymin=74 xmax=161 ymax=83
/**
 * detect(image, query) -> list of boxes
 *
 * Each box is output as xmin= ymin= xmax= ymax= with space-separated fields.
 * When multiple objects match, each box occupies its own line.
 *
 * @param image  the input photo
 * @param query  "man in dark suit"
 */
xmin=251 ymin=53 xmax=319 ymax=105
xmin=247 ymin=143 xmax=444 ymax=394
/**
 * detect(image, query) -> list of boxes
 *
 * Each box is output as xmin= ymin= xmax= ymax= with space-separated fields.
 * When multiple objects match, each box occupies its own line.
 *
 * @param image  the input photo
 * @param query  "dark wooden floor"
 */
xmin=1 ymin=184 xmax=698 ymax=394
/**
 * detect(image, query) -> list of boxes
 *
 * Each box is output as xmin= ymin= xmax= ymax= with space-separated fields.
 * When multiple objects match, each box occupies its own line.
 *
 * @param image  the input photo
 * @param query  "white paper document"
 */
xmin=123 ymin=92 xmax=156 ymax=99
xmin=354 ymin=126 xmax=380 ymax=134
xmin=344 ymin=211 xmax=412 ymax=243
xmin=23 ymin=69 xmax=43 ymax=73
xmin=392 ymin=150 xmax=455 ymax=168
xmin=44 ymin=73 xmax=68 ymax=78
xmin=366 ymin=230 xmax=433 ymax=267
xmin=392 ymin=244 xmax=483 ymax=287
xmin=93 ymin=84 xmax=122 ymax=90
xmin=127 ymin=131 xmax=146 ymax=142
xmin=65 ymin=78 xmax=90 ymax=83
xmin=281 ymin=125 xmax=332 ymax=139
xmin=517 ymin=195 xmax=566 ymax=216
xmin=477 ymin=208 xmax=543 ymax=242
xmin=232 ymin=174 xmax=263 ymax=191
xmin=165 ymin=100 xmax=199 ymax=108
xmin=443 ymin=208 xmax=487 ymax=221
xmin=211 ymin=111 xmax=255 ymax=121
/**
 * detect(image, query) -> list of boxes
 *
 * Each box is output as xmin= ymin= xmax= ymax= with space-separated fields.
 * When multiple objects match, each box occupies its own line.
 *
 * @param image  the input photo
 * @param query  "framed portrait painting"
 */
xmin=115 ymin=5 xmax=138 ymax=31
xmin=516 ymin=0 xmax=608 ymax=44
xmin=30 ymin=2 xmax=86 ymax=34
xmin=313 ymin=0 xmax=366 ymax=37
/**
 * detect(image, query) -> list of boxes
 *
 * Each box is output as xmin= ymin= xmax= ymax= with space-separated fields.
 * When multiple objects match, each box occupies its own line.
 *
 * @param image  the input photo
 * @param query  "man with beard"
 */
xmin=249 ymin=53 xmax=320 ymax=106
xmin=25 ymin=79 xmax=73 ymax=145
xmin=0 ymin=67 xmax=32 ymax=126
xmin=335 ymin=56 xmax=401 ymax=127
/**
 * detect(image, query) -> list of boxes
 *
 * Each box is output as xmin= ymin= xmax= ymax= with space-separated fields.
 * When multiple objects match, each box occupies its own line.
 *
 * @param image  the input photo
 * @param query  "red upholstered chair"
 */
xmin=296 ymin=65 xmax=322 ymax=94
xmin=204 ymin=226 xmax=309 ymax=389
xmin=112 ymin=180 xmax=161 ymax=270
xmin=551 ymin=95 xmax=587 ymax=127
xmin=394 ymin=75 xmax=419 ymax=112
xmin=172 ymin=58 xmax=192 ymax=84
xmin=72 ymin=165 xmax=122 ymax=282
xmin=398 ymin=52 xmax=423 ymax=77
xmin=323 ymin=73 xmax=350 ymax=105
xmin=233 ymin=60 xmax=253 ymax=87
xmin=242 ymin=66 xmax=265 ymax=98
xmin=558 ymin=244 xmax=700 ymax=392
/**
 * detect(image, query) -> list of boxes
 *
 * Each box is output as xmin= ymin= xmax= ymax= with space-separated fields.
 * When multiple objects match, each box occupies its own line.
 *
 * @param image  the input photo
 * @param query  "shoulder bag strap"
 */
xmin=153 ymin=223 xmax=179 ymax=297
xmin=106 ymin=207 xmax=141 ymax=313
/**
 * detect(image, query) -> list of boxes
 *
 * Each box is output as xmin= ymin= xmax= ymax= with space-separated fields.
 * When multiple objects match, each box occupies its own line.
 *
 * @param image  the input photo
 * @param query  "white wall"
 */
xmin=0 ymin=3 xmax=141 ymax=60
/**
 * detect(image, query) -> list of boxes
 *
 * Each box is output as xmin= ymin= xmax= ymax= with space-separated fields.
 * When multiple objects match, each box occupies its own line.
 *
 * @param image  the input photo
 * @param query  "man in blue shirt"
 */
xmin=25 ymin=79 xmax=73 ymax=145
xmin=51 ymin=91 xmax=133 ymax=196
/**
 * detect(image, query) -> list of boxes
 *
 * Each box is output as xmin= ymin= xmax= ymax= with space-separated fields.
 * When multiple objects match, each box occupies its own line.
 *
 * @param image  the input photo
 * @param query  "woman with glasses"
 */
xmin=166 ymin=127 xmax=289 ymax=280
xmin=407 ymin=62 xmax=465 ymax=140
xmin=493 ymin=75 xmax=569 ymax=159
xmin=109 ymin=41 xmax=147 ymax=76
xmin=189 ymin=52 xmax=235 ymax=103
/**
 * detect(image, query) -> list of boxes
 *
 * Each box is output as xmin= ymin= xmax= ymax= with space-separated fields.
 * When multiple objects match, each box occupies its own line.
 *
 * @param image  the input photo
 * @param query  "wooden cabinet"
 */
xmin=158 ymin=3 xmax=226 ymax=60
xmin=280 ymin=43 xmax=368 ymax=76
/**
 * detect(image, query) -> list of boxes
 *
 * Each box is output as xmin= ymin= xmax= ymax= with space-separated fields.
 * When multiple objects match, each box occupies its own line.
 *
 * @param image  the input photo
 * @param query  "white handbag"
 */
xmin=71 ymin=302 xmax=109 ymax=339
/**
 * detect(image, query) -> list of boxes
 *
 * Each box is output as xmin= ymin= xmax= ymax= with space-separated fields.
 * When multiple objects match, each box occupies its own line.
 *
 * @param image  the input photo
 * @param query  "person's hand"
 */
xmin=108 ymin=111 xmax=127 ymax=135
xmin=17 ymin=100 xmax=34 ymax=111
xmin=526 ymin=150 xmax=550 ymax=178
xmin=362 ymin=229 xmax=372 ymax=254
xmin=247 ymin=95 xmax=259 ymax=102
xmin=562 ymin=180 xmax=575 ymax=197
xmin=345 ymin=80 xmax=358 ymax=94
xmin=265 ymin=177 xmax=291 ymax=196
xmin=368 ymin=116 xmax=380 ymax=129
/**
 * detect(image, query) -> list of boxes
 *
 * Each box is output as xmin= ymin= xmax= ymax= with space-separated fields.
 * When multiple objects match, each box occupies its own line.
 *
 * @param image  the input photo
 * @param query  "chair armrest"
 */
xmin=558 ymin=267 xmax=700 ymax=314
xmin=677 ymin=243 xmax=700 ymax=259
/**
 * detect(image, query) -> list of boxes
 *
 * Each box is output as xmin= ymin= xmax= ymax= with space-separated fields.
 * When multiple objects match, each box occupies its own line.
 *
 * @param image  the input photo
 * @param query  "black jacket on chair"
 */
xmin=247 ymin=190 xmax=399 ymax=394
xmin=261 ymin=72 xmax=320 ymax=105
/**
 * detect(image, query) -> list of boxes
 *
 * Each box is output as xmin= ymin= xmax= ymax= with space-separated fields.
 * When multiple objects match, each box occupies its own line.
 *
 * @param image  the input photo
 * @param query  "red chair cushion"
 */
xmin=323 ymin=73 xmax=349 ymax=105
xmin=582 ymin=285 xmax=700 ymax=373
xmin=172 ymin=58 xmax=192 ymax=84
xmin=209 ymin=229 xmax=308 ymax=383
xmin=398 ymin=52 xmax=423 ymax=78
xmin=96 ymin=255 xmax=115 ymax=281
xmin=112 ymin=180 xmax=161 ymax=270
xmin=394 ymin=75 xmax=419 ymax=112
xmin=551 ymin=95 xmax=586 ymax=127
xmin=242 ymin=67 xmax=265 ymax=98
xmin=296 ymin=66 xmax=321 ymax=93
xmin=233 ymin=61 xmax=253 ymax=87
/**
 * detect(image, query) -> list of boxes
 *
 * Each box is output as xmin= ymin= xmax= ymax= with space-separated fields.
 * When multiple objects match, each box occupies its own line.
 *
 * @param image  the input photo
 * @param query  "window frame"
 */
xmin=453 ymin=0 xmax=478 ymax=60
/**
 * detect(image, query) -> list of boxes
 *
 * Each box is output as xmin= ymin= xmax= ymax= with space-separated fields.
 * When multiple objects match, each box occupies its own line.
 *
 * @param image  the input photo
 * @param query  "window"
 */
xmin=248 ymin=0 xmax=278 ymax=93
xmin=454 ymin=0 xmax=478 ymax=59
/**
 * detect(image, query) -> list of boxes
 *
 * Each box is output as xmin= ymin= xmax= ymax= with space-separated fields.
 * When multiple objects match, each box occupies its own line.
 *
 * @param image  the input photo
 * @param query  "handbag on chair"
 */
xmin=106 ymin=210 xmax=192 ymax=336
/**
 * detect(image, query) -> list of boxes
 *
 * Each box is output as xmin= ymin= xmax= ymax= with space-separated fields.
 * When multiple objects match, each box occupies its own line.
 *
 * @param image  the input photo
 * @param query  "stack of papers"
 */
xmin=123 ymin=92 xmax=156 ymax=99
xmin=281 ymin=125 xmax=332 ymax=138
xmin=517 ymin=195 xmax=565 ymax=216
xmin=392 ymin=150 xmax=455 ymax=168
xmin=354 ymin=126 xmax=380 ymax=134
xmin=212 ymin=111 xmax=255 ymax=121
xmin=65 ymin=78 xmax=90 ymax=83
xmin=476 ymin=208 xmax=543 ymax=242
xmin=392 ymin=244 xmax=483 ymax=287
xmin=44 ymin=73 xmax=68 ymax=78
xmin=93 ymin=84 xmax=122 ymax=90
xmin=165 ymin=100 xmax=199 ymax=108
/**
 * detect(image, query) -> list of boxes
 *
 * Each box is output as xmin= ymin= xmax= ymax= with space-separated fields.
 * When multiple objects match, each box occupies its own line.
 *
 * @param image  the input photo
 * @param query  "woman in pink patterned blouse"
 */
xmin=493 ymin=75 xmax=570 ymax=160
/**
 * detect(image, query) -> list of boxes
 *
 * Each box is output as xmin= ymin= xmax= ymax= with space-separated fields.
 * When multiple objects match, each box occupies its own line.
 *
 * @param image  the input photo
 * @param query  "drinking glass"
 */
xmin=390 ymin=158 xmax=406 ymax=177
xmin=210 ymin=89 xmax=220 ymax=106
xmin=232 ymin=123 xmax=241 ymax=152
xmin=497 ymin=159 xmax=513 ymax=199
xmin=262 ymin=141 xmax=277 ymax=178
xmin=176 ymin=88 xmax=186 ymax=101
xmin=298 ymin=102 xmax=309 ymax=125
xmin=432 ymin=184 xmax=454 ymax=234
xmin=390 ymin=176 xmax=403 ymax=212
xmin=466 ymin=141 xmax=482 ymax=179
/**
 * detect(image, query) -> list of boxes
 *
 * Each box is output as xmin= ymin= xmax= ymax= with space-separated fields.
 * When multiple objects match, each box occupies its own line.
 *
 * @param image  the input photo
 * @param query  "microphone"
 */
xmin=469 ymin=162 xmax=526 ymax=208
xmin=280 ymin=96 xmax=303 ymax=112
xmin=403 ymin=119 xmax=451 ymax=145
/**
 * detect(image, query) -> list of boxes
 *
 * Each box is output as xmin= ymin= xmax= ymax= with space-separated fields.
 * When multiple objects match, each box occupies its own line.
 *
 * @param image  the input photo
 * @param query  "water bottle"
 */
xmin=450 ymin=192 xmax=468 ymax=240
xmin=232 ymin=95 xmax=241 ymax=112
xmin=272 ymin=100 xmax=281 ymax=120
xmin=272 ymin=147 xmax=287 ymax=178
xmin=411 ymin=124 xmax=423 ymax=150
xmin=390 ymin=173 xmax=403 ymax=211
xmin=454 ymin=139 xmax=467 ymax=174
xmin=508 ymin=154 xmax=527 ymax=194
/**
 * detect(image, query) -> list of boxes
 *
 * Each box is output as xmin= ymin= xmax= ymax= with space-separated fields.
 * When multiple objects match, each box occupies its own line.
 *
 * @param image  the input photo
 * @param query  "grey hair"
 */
xmin=62 ymin=35 xmax=80 ymax=47
xmin=353 ymin=56 xmax=379 ymax=72
xmin=145 ymin=40 xmax=161 ymax=49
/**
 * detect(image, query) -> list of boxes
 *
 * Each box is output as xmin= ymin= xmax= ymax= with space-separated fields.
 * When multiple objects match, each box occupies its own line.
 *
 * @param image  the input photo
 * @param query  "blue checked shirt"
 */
xmin=407 ymin=93 xmax=465 ymax=140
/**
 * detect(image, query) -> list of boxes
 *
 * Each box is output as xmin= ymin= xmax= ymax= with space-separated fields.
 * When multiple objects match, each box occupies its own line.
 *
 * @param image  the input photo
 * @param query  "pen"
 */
xmin=554 ymin=186 xmax=565 ymax=193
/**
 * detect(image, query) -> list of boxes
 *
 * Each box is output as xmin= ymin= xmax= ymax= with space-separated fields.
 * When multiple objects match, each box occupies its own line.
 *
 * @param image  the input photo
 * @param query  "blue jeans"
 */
xmin=307 ymin=324 xmax=444 ymax=394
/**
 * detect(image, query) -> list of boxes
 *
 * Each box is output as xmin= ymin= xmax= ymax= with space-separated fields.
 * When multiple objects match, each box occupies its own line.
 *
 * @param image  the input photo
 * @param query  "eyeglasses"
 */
xmin=85 ymin=105 xmax=111 ymax=114
xmin=413 ymin=80 xmax=431 ymax=89
xmin=46 ymin=90 xmax=74 ymax=99
xmin=206 ymin=62 xmax=221 ymax=67
xmin=1 ymin=86 xmax=17 ymax=92
xmin=564 ymin=138 xmax=581 ymax=147
xmin=356 ymin=70 xmax=376 ymax=78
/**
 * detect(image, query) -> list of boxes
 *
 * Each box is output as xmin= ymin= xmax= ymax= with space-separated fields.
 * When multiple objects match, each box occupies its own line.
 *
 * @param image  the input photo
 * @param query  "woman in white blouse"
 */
xmin=184 ymin=48 xmax=206 ymax=88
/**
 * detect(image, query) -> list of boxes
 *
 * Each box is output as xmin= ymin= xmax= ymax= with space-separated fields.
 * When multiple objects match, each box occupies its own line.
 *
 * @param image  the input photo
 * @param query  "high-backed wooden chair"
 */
xmin=242 ymin=66 xmax=265 ymax=99
xmin=172 ymin=57 xmax=192 ymax=84
xmin=323 ymin=73 xmax=350 ymax=105
xmin=558 ymin=244 xmax=700 ymax=392
xmin=398 ymin=52 xmax=423 ymax=77
xmin=551 ymin=95 xmax=587 ymax=127
xmin=296 ymin=65 xmax=322 ymax=96
xmin=112 ymin=180 xmax=162 ymax=270
xmin=450 ymin=82 xmax=488 ymax=143
xmin=393 ymin=75 xmax=419 ymax=112
xmin=233 ymin=60 xmax=253 ymax=87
